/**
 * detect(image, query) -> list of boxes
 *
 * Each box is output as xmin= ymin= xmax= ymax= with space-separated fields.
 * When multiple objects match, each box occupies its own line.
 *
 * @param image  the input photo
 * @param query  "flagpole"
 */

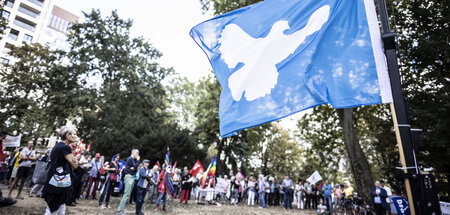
xmin=376 ymin=0 xmax=420 ymax=214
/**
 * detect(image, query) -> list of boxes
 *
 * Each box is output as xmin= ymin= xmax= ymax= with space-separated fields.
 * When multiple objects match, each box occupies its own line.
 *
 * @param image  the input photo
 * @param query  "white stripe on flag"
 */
xmin=364 ymin=0 xmax=393 ymax=103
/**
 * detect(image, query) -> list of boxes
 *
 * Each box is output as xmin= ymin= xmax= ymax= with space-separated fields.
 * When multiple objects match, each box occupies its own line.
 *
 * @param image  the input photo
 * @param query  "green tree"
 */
xmin=394 ymin=0 xmax=450 ymax=196
xmin=247 ymin=123 xmax=302 ymax=178
xmin=0 ymin=44 xmax=79 ymax=141
xmin=68 ymin=10 xmax=203 ymax=166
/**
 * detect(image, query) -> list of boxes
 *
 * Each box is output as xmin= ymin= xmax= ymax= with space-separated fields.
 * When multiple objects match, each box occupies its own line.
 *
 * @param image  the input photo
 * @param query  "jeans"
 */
xmin=284 ymin=188 xmax=293 ymax=209
xmin=117 ymin=174 xmax=135 ymax=213
xmin=147 ymin=184 xmax=158 ymax=203
xmin=259 ymin=192 xmax=265 ymax=208
xmin=324 ymin=195 xmax=333 ymax=214
xmin=99 ymin=179 xmax=114 ymax=205
xmin=85 ymin=176 xmax=99 ymax=198
xmin=136 ymin=186 xmax=147 ymax=214
xmin=156 ymin=191 xmax=167 ymax=206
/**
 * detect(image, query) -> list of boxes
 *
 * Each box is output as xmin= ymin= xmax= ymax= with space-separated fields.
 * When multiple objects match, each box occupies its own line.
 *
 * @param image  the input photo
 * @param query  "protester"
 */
xmin=147 ymin=165 xmax=159 ymax=204
xmin=194 ymin=169 xmax=203 ymax=203
xmin=155 ymin=166 xmax=168 ymax=212
xmin=317 ymin=198 xmax=327 ymax=214
xmin=42 ymin=126 xmax=78 ymax=214
xmin=322 ymin=180 xmax=333 ymax=214
xmin=136 ymin=159 xmax=151 ymax=215
xmin=370 ymin=181 xmax=388 ymax=215
xmin=180 ymin=168 xmax=191 ymax=204
xmin=117 ymin=149 xmax=140 ymax=215
xmin=380 ymin=180 xmax=392 ymax=215
xmin=281 ymin=175 xmax=294 ymax=209
xmin=311 ymin=184 xmax=318 ymax=209
xmin=258 ymin=174 xmax=266 ymax=209
xmin=247 ymin=176 xmax=256 ymax=206
xmin=98 ymin=154 xmax=120 ymax=209
xmin=29 ymin=149 xmax=50 ymax=198
xmin=85 ymin=153 xmax=103 ymax=199
xmin=8 ymin=140 xmax=40 ymax=199
xmin=0 ymin=130 xmax=17 ymax=207
xmin=129 ymin=163 xmax=142 ymax=205
xmin=295 ymin=180 xmax=305 ymax=209
xmin=173 ymin=168 xmax=181 ymax=199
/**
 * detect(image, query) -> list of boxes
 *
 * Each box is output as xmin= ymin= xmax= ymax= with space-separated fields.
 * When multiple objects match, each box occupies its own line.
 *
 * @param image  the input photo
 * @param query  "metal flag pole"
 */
xmin=376 ymin=0 xmax=421 ymax=214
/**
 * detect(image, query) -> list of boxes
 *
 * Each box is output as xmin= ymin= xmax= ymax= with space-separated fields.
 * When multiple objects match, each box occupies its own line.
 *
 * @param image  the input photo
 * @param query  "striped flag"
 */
xmin=160 ymin=150 xmax=175 ymax=197
xmin=201 ymin=157 xmax=217 ymax=188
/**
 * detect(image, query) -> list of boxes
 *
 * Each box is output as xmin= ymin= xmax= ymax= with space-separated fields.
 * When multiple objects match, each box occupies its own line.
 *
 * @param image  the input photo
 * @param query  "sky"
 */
xmin=56 ymin=0 xmax=303 ymax=131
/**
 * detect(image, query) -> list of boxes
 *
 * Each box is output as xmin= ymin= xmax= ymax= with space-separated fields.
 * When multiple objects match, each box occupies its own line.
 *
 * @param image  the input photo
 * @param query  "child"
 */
xmin=317 ymin=198 xmax=327 ymax=214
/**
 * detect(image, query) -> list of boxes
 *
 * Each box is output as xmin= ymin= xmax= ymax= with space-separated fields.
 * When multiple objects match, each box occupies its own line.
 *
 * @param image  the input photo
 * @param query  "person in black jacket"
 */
xmin=180 ymin=168 xmax=192 ymax=204
xmin=370 ymin=181 xmax=388 ymax=215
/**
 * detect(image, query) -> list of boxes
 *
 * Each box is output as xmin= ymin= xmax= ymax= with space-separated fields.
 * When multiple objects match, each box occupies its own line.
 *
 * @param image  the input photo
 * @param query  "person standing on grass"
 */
xmin=29 ymin=149 xmax=51 ymax=198
xmin=281 ymin=175 xmax=294 ymax=209
xmin=136 ymin=159 xmax=151 ymax=215
xmin=247 ymin=176 xmax=256 ymax=206
xmin=370 ymin=181 xmax=388 ymax=215
xmin=322 ymin=180 xmax=333 ymax=214
xmin=99 ymin=154 xmax=120 ymax=209
xmin=42 ymin=126 xmax=79 ymax=215
xmin=147 ymin=165 xmax=159 ymax=204
xmin=8 ymin=140 xmax=40 ymax=199
xmin=117 ymin=149 xmax=140 ymax=215
xmin=258 ymin=174 xmax=266 ymax=209
xmin=180 ymin=168 xmax=191 ymax=204
xmin=85 ymin=153 xmax=102 ymax=200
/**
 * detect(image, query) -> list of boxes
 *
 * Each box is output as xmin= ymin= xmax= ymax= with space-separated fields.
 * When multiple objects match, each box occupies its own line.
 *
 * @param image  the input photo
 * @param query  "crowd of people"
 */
xmin=0 ymin=127 xmax=394 ymax=215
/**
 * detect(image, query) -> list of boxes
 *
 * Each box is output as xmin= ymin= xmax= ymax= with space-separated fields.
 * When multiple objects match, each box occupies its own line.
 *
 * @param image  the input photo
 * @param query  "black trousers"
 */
xmin=374 ymin=203 xmax=386 ymax=215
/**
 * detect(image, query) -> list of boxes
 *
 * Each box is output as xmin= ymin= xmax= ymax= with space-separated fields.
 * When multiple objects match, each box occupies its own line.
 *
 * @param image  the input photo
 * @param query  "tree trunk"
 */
xmin=336 ymin=108 xmax=373 ymax=201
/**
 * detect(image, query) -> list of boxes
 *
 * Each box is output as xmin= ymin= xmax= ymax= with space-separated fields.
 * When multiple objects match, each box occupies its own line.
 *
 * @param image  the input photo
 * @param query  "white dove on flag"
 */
xmin=218 ymin=5 xmax=330 ymax=101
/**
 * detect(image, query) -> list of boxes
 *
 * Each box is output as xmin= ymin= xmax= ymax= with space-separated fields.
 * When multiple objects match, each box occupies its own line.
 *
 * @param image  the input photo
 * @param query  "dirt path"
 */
xmin=1 ymin=186 xmax=319 ymax=215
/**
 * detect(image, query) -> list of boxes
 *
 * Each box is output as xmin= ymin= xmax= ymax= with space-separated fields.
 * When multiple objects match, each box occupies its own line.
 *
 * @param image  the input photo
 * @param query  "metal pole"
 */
xmin=376 ymin=0 xmax=421 ymax=214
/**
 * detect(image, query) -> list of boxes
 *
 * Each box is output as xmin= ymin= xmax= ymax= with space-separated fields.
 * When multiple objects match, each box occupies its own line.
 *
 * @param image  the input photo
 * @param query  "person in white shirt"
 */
xmin=247 ymin=177 xmax=256 ymax=205
xmin=380 ymin=180 xmax=392 ymax=215
xmin=295 ymin=180 xmax=305 ymax=209
xmin=8 ymin=141 xmax=40 ymax=199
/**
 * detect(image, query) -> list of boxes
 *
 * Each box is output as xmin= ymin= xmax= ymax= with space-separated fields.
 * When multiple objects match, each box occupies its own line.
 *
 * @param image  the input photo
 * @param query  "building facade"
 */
xmin=0 ymin=0 xmax=78 ymax=63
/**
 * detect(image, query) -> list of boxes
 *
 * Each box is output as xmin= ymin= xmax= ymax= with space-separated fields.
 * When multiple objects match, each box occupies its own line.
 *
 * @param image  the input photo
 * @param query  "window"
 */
xmin=5 ymin=0 xmax=15 ymax=8
xmin=18 ymin=4 xmax=40 ymax=19
xmin=3 ymin=43 xmax=13 ymax=54
xmin=1 ymin=57 xmax=10 ymax=64
xmin=23 ymin=34 xmax=33 ymax=44
xmin=8 ymin=29 xmax=19 ymax=41
xmin=1 ymin=10 xmax=10 ymax=20
xmin=26 ymin=0 xmax=44 ymax=7
xmin=13 ymin=16 xmax=36 ymax=32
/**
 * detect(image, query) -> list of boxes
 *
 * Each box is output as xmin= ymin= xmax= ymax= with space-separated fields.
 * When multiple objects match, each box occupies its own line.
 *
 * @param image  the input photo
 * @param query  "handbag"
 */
xmin=49 ymin=167 xmax=71 ymax=188
xmin=32 ymin=160 xmax=50 ymax=184
xmin=109 ymin=162 xmax=119 ymax=182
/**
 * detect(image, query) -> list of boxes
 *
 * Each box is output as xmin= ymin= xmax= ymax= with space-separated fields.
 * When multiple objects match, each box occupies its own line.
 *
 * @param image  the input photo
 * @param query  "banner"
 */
xmin=3 ymin=134 xmax=22 ymax=147
xmin=391 ymin=196 xmax=410 ymax=215
xmin=441 ymin=201 xmax=450 ymax=215
xmin=306 ymin=170 xmax=322 ymax=184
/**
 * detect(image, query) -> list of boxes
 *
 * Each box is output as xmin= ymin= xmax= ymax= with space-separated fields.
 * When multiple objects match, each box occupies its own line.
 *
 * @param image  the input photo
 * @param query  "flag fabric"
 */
xmin=392 ymin=196 xmax=410 ymax=215
xmin=306 ymin=170 xmax=323 ymax=184
xmin=201 ymin=157 xmax=217 ymax=188
xmin=190 ymin=0 xmax=392 ymax=137
xmin=189 ymin=160 xmax=205 ymax=176
xmin=76 ymin=140 xmax=83 ymax=155
xmin=86 ymin=142 xmax=92 ymax=151
xmin=159 ymin=151 xmax=175 ymax=197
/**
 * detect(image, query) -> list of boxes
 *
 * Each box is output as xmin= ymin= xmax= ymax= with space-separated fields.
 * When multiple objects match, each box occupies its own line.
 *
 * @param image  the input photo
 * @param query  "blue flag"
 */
xmin=190 ymin=0 xmax=392 ymax=137
xmin=391 ymin=196 xmax=410 ymax=215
